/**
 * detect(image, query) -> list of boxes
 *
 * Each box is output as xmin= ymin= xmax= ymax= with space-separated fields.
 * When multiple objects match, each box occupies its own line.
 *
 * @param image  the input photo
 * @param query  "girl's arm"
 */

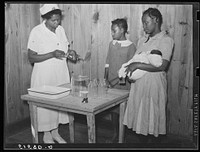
xmin=104 ymin=67 xmax=109 ymax=80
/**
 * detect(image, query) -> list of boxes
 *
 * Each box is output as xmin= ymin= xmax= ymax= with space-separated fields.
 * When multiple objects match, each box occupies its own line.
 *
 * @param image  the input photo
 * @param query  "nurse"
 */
xmin=27 ymin=4 xmax=77 ymax=143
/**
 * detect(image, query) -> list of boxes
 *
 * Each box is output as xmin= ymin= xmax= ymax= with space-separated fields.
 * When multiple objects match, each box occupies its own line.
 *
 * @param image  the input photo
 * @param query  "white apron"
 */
xmin=27 ymin=21 xmax=70 ymax=132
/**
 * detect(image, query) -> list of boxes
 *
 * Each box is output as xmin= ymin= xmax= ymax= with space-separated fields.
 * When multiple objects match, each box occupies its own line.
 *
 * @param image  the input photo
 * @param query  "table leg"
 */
xmin=28 ymin=102 xmax=38 ymax=143
xmin=68 ymin=112 xmax=74 ymax=143
xmin=86 ymin=114 xmax=96 ymax=143
xmin=119 ymin=100 xmax=127 ymax=143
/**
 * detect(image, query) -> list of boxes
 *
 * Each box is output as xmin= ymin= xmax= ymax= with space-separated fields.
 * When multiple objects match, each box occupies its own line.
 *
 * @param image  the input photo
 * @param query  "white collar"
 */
xmin=112 ymin=39 xmax=132 ymax=47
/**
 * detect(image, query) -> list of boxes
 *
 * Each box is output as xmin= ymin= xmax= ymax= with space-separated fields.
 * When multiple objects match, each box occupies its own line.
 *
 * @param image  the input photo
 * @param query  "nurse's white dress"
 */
xmin=27 ymin=21 xmax=70 ymax=132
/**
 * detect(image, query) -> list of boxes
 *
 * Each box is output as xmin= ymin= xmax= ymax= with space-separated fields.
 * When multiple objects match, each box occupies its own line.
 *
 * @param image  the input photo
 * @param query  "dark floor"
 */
xmin=4 ymin=113 xmax=197 ymax=150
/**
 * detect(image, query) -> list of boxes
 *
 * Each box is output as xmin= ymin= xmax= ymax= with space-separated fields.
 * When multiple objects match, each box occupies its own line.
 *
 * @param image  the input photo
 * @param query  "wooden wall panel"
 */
xmin=5 ymin=4 xmax=19 ymax=123
xmin=166 ymin=5 xmax=193 ymax=138
xmin=5 ymin=4 xmax=40 ymax=124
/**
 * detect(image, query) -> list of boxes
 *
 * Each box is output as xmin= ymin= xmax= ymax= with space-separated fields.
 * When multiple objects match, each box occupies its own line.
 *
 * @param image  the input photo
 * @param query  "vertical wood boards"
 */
xmin=5 ymin=4 xmax=40 ymax=124
xmin=166 ymin=5 xmax=193 ymax=138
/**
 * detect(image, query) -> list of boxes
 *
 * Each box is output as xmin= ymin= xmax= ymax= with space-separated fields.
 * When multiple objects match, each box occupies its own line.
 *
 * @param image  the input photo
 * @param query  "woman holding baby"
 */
xmin=123 ymin=8 xmax=174 ymax=143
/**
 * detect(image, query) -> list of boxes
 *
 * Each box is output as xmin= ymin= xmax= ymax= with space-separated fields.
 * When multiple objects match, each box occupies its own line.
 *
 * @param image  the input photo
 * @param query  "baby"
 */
xmin=118 ymin=50 xmax=163 ymax=81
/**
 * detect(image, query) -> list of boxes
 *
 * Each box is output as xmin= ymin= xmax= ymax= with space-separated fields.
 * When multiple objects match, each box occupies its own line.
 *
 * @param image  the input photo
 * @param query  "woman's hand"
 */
xmin=52 ymin=50 xmax=65 ymax=60
xmin=126 ymin=77 xmax=136 ymax=83
xmin=125 ymin=62 xmax=139 ymax=77
xmin=68 ymin=49 xmax=77 ymax=57
xmin=67 ymin=49 xmax=80 ymax=63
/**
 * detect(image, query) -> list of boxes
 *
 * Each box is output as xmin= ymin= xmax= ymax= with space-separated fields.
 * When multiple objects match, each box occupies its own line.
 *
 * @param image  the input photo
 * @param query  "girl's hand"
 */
xmin=52 ymin=50 xmax=65 ymax=60
xmin=125 ymin=62 xmax=138 ymax=77
xmin=105 ymin=79 xmax=111 ymax=88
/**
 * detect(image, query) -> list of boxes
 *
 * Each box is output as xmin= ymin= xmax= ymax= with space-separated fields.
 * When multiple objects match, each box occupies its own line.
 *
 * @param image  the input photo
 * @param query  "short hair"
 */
xmin=142 ymin=8 xmax=163 ymax=26
xmin=41 ymin=9 xmax=62 ymax=20
xmin=111 ymin=18 xmax=128 ymax=34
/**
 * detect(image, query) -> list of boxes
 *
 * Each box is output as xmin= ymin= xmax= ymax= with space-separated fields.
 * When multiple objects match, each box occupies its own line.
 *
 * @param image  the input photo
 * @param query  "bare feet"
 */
xmin=51 ymin=128 xmax=67 ymax=144
xmin=43 ymin=131 xmax=55 ymax=143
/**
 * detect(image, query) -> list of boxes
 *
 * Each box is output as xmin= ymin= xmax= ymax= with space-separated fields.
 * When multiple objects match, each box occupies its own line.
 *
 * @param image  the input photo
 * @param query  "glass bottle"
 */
xmin=88 ymin=80 xmax=94 ymax=98
xmin=93 ymin=78 xmax=98 ymax=97
xmin=70 ymin=71 xmax=74 ymax=96
xmin=102 ymin=78 xmax=108 ymax=94
xmin=98 ymin=79 xmax=103 ymax=98
xmin=98 ymin=78 xmax=107 ymax=98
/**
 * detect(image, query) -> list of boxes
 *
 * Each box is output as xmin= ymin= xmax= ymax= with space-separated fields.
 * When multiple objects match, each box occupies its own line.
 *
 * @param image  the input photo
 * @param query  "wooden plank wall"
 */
xmin=5 ymin=3 xmax=194 ymax=139
xmin=5 ymin=4 xmax=40 ymax=124
xmin=166 ymin=5 xmax=193 ymax=138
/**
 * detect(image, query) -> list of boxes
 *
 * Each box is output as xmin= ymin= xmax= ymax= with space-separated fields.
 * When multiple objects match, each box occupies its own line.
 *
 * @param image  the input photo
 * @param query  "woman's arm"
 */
xmin=125 ymin=59 xmax=169 ymax=76
xmin=137 ymin=59 xmax=169 ymax=72
xmin=28 ymin=49 xmax=65 ymax=64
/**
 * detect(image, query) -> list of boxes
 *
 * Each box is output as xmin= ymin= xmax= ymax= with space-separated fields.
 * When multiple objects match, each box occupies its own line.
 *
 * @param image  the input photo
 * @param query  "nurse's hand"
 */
xmin=67 ymin=49 xmax=79 ymax=63
xmin=52 ymin=50 xmax=65 ymax=60
xmin=68 ymin=49 xmax=77 ymax=57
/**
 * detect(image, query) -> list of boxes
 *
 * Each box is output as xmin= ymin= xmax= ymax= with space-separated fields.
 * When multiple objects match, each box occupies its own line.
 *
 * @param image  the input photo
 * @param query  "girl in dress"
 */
xmin=104 ymin=18 xmax=136 ymax=142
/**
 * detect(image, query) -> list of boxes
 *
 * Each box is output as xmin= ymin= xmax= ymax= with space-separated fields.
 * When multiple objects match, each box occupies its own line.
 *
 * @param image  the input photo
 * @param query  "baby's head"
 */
xmin=150 ymin=49 xmax=162 ymax=56
xmin=148 ymin=49 xmax=163 ymax=67
xmin=111 ymin=18 xmax=128 ymax=40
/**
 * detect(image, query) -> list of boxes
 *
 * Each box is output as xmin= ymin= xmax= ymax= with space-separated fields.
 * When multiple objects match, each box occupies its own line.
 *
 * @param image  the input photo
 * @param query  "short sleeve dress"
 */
xmin=123 ymin=31 xmax=174 ymax=137
xmin=27 ymin=21 xmax=70 ymax=132
xmin=106 ymin=40 xmax=136 ymax=90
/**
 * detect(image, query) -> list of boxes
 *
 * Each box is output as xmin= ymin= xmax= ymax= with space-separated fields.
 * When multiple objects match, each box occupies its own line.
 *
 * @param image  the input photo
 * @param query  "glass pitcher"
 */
xmin=71 ymin=75 xmax=89 ymax=97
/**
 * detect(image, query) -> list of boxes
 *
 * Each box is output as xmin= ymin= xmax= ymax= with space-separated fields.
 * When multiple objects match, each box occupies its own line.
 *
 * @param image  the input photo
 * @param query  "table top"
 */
xmin=21 ymin=83 xmax=129 ymax=114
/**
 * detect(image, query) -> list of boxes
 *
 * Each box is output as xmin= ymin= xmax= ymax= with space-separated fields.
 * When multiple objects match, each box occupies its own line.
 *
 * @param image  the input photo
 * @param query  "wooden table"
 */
xmin=21 ymin=84 xmax=129 ymax=143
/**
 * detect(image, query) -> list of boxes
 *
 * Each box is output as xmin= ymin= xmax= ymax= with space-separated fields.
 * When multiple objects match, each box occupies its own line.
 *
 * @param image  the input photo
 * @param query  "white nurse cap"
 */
xmin=40 ymin=4 xmax=60 ymax=15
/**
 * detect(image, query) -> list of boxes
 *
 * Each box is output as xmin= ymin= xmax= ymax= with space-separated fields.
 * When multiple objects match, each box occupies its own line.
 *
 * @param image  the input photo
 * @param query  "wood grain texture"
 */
xmin=5 ymin=4 xmax=40 ymax=124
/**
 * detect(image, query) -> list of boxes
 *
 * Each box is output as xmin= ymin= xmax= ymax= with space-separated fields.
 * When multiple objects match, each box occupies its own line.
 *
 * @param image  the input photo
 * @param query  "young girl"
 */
xmin=104 ymin=18 xmax=136 ymax=142
xmin=123 ymin=8 xmax=174 ymax=143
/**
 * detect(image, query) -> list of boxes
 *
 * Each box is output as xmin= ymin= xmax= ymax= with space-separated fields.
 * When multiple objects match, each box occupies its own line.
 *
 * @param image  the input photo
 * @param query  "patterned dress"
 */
xmin=27 ymin=21 xmax=70 ymax=132
xmin=123 ymin=31 xmax=174 ymax=137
